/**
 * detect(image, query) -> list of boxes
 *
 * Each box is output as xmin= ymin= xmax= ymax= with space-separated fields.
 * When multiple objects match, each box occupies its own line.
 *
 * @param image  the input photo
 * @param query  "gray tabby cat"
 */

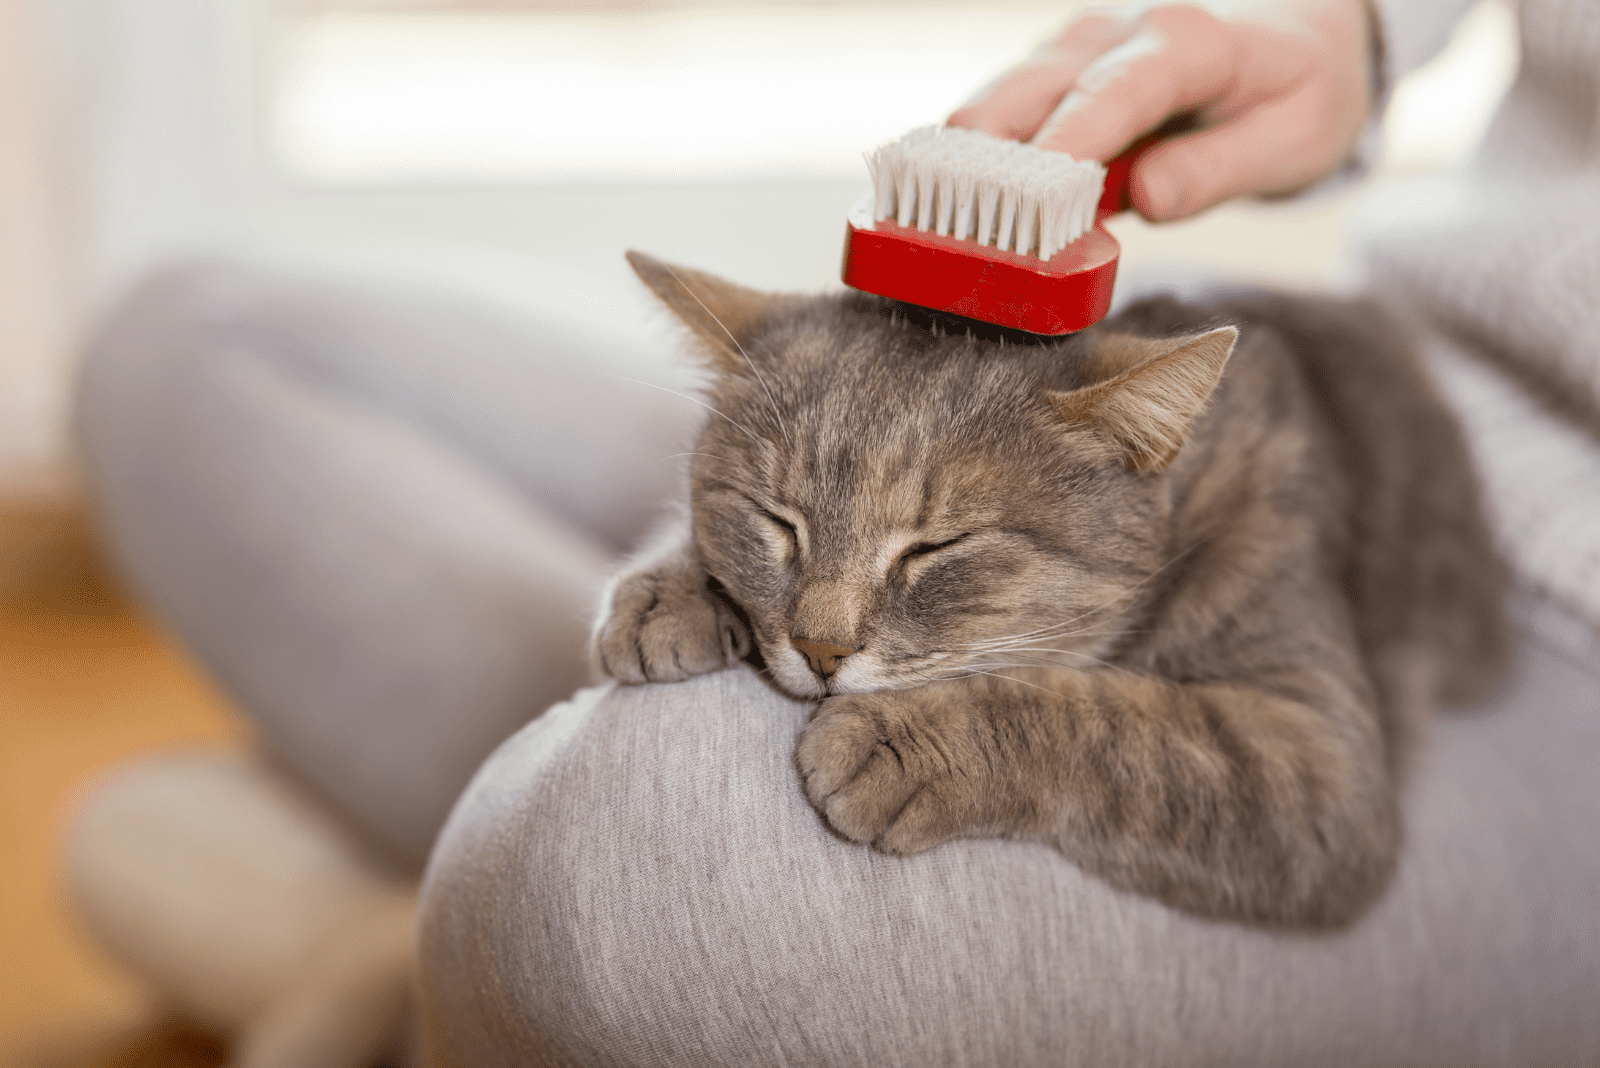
xmin=595 ymin=251 xmax=1509 ymax=929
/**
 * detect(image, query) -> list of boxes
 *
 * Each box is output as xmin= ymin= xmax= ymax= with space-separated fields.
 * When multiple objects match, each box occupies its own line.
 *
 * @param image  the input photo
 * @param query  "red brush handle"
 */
xmin=840 ymin=135 xmax=1160 ymax=335
xmin=1097 ymin=134 xmax=1159 ymax=220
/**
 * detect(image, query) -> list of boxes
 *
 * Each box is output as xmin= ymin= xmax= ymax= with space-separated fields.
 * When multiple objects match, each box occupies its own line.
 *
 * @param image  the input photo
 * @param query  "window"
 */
xmin=268 ymin=0 xmax=1083 ymax=184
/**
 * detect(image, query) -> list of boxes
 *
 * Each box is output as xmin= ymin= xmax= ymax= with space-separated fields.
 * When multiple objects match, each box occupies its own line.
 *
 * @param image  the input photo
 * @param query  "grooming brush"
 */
xmin=841 ymin=125 xmax=1145 ymax=335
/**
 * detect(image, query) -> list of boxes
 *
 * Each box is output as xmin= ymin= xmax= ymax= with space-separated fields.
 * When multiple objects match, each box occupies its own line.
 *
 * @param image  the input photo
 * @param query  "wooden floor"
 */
xmin=0 ymin=508 xmax=241 ymax=1068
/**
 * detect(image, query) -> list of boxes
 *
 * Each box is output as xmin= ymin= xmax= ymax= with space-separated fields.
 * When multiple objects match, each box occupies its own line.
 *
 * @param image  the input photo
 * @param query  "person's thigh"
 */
xmin=77 ymin=261 xmax=700 ymax=862
xmin=419 ymin=646 xmax=1600 ymax=1068
xmin=86 ymin=261 xmax=705 ymax=548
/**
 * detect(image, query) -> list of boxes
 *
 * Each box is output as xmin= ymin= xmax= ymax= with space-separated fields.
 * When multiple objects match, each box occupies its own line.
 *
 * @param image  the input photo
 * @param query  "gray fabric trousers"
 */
xmin=78 ymin=262 xmax=1600 ymax=1065
xmin=421 ymin=656 xmax=1600 ymax=1068
xmin=78 ymin=261 xmax=699 ymax=864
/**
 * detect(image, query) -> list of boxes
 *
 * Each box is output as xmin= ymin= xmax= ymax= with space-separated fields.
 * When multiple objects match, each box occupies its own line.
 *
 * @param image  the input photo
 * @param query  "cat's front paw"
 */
xmin=595 ymin=566 xmax=751 ymax=684
xmin=796 ymin=689 xmax=1003 ymax=855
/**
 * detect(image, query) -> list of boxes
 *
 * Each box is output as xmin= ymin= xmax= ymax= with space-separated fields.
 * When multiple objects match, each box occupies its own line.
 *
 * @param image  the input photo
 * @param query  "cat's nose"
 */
xmin=791 ymin=636 xmax=855 ymax=678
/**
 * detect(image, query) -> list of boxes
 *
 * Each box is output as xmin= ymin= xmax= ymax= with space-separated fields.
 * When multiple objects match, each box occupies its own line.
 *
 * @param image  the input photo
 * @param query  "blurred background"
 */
xmin=1 ymin=0 xmax=1516 ymax=1064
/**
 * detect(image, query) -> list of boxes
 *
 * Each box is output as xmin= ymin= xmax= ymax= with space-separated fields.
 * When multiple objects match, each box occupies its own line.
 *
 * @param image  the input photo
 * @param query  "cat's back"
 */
xmin=1114 ymin=291 xmax=1510 ymax=726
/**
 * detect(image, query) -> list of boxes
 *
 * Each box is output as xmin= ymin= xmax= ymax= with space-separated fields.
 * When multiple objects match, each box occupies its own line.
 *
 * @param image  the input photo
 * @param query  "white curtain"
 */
xmin=6 ymin=0 xmax=862 ymax=505
xmin=1 ymin=0 xmax=76 ymax=501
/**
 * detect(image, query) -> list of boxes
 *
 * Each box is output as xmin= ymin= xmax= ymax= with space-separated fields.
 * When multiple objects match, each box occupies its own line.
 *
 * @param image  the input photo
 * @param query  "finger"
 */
xmin=1128 ymin=89 xmax=1353 ymax=220
xmin=1031 ymin=4 xmax=1238 ymax=162
xmin=947 ymin=11 xmax=1134 ymax=143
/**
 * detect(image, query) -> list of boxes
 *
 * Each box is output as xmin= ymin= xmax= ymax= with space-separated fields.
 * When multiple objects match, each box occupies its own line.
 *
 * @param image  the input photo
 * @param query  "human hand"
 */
xmin=948 ymin=0 xmax=1374 ymax=221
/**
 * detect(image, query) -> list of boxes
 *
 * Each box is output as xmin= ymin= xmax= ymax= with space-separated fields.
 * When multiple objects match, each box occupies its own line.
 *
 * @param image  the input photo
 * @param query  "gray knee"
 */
xmin=417 ymin=682 xmax=626 ymax=1067
xmin=418 ymin=672 xmax=828 ymax=1067
xmin=416 ymin=669 xmax=1111 ymax=1068
xmin=78 ymin=258 xmax=280 ymax=489
xmin=73 ymin=257 xmax=617 ymax=865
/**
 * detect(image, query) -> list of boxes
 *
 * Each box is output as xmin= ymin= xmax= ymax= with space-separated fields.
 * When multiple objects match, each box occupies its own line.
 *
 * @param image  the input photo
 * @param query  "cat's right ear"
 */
xmin=626 ymin=251 xmax=798 ymax=377
xmin=1046 ymin=326 xmax=1237 ymax=475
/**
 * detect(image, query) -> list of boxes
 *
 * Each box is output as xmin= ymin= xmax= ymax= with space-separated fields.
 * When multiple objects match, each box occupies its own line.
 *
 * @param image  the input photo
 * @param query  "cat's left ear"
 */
xmin=626 ymin=250 xmax=801 ymax=376
xmin=1046 ymin=326 xmax=1238 ymax=474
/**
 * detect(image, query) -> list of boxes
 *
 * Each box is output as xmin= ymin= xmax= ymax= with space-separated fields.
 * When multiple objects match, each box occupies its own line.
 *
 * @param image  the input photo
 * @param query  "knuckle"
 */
xmin=1046 ymin=9 xmax=1125 ymax=50
xmin=1060 ymin=10 xmax=1117 ymax=35
xmin=1139 ymin=3 xmax=1216 ymax=36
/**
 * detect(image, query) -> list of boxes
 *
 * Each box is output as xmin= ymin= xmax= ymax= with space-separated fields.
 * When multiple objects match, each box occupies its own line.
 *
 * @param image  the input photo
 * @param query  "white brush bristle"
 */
xmin=865 ymin=125 xmax=1107 ymax=261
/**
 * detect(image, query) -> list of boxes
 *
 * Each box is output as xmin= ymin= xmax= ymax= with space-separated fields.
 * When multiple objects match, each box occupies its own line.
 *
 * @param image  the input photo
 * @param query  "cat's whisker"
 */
xmin=908 ymin=667 xmax=984 ymax=687
xmin=983 ymin=645 xmax=1120 ymax=661
xmin=957 ymin=667 xmax=1068 ymax=699
xmin=955 ymin=614 xmax=1122 ymax=650
xmin=958 ymin=613 xmax=1129 ymax=649
xmin=662 ymin=265 xmax=792 ymax=449
xmin=969 ymin=624 xmax=1159 ymax=651
xmin=652 ymin=450 xmax=729 ymax=467
xmin=956 ymin=624 xmax=1107 ymax=651
xmin=603 ymin=373 xmax=762 ymax=443
xmin=955 ymin=593 xmax=1138 ymax=648
xmin=956 ymin=541 xmax=1205 ymax=651
xmin=972 ymin=649 xmax=1134 ymax=677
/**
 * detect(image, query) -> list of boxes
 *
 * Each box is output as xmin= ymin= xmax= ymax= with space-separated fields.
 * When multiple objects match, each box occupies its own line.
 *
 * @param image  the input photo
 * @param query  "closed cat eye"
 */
xmin=736 ymin=493 xmax=798 ymax=542
xmin=758 ymin=509 xmax=796 ymax=535
xmin=896 ymin=533 xmax=970 ymax=569
xmin=756 ymin=507 xmax=800 ymax=552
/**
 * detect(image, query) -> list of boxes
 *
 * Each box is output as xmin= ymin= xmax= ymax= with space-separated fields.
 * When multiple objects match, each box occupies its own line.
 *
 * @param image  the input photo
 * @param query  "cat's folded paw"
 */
xmin=795 ymin=690 xmax=997 ymax=855
xmin=595 ymin=566 xmax=751 ymax=684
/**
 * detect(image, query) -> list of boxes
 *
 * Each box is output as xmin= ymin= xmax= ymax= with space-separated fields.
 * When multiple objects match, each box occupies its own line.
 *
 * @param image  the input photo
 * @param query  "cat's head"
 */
xmin=629 ymin=252 xmax=1236 ymax=699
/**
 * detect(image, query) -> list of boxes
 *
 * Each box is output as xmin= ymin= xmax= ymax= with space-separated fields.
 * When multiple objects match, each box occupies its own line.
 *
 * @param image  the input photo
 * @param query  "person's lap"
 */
xmin=78 ymin=258 xmax=1600 ymax=1064
xmin=418 ymin=645 xmax=1600 ymax=1068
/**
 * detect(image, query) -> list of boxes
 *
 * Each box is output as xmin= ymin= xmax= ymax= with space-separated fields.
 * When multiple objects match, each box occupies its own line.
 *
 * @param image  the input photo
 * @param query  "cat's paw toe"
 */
xmin=872 ymin=787 xmax=962 ymax=855
xmin=595 ymin=570 xmax=750 ymax=684
xmin=796 ymin=693 xmax=964 ymax=854
xmin=819 ymin=741 xmax=922 ymax=845
xmin=794 ymin=700 xmax=877 ymax=805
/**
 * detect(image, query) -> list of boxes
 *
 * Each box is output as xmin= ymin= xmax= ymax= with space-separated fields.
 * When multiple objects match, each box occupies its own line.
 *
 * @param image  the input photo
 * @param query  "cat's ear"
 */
xmin=1047 ymin=326 xmax=1238 ymax=474
xmin=626 ymin=250 xmax=798 ymax=376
